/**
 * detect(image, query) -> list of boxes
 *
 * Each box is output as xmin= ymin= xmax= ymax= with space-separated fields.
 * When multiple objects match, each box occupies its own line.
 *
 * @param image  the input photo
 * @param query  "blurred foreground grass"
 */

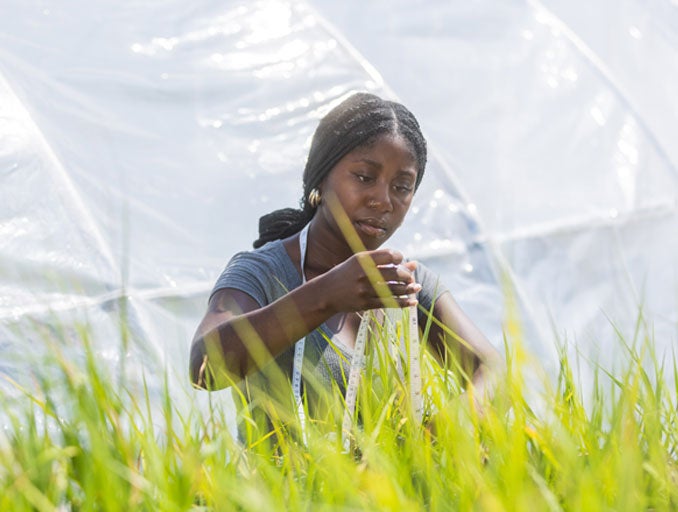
xmin=1 ymin=309 xmax=677 ymax=511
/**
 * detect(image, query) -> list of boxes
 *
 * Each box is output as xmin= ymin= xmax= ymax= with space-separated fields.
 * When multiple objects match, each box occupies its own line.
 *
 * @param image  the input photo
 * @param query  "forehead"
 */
xmin=347 ymin=133 xmax=417 ymax=167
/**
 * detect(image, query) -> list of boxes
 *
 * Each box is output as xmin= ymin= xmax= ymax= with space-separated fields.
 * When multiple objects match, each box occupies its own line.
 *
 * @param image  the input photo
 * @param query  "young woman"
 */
xmin=189 ymin=92 xmax=501 ymax=436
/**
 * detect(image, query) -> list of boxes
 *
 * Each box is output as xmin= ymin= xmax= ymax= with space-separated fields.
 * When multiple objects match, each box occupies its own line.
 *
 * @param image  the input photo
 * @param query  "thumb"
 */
xmin=403 ymin=260 xmax=418 ymax=284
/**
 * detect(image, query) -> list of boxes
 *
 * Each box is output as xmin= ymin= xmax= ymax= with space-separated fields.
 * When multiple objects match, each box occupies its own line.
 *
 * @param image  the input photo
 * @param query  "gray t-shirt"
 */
xmin=210 ymin=239 xmax=446 ymax=431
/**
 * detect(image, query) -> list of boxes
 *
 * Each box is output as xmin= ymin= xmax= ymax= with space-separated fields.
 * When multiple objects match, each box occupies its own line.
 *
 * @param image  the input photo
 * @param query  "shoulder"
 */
xmin=228 ymin=239 xmax=290 ymax=270
xmin=210 ymin=240 xmax=300 ymax=306
xmin=413 ymin=260 xmax=448 ymax=310
xmin=414 ymin=260 xmax=442 ymax=288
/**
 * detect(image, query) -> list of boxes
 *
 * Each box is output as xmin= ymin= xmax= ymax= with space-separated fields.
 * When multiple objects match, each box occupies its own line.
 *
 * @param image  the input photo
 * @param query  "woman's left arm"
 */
xmin=423 ymin=291 xmax=504 ymax=410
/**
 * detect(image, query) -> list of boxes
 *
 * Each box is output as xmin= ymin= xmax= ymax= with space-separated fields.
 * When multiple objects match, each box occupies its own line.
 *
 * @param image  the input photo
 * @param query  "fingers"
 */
xmin=363 ymin=293 xmax=418 ymax=309
xmin=396 ymin=281 xmax=422 ymax=295
xmin=381 ymin=280 xmax=421 ymax=301
xmin=373 ymin=262 xmax=420 ymax=305
xmin=356 ymin=250 xmax=418 ymax=277
xmin=377 ymin=263 xmax=416 ymax=284
xmin=347 ymin=250 xmax=421 ymax=310
xmin=360 ymin=248 xmax=404 ymax=266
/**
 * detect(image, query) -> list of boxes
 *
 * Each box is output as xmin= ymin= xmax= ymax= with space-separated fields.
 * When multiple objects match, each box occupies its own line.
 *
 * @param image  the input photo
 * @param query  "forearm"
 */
xmin=468 ymin=355 xmax=502 ymax=405
xmin=190 ymin=277 xmax=335 ymax=389
xmin=424 ymin=292 xmax=503 ymax=400
xmin=452 ymin=332 xmax=502 ymax=407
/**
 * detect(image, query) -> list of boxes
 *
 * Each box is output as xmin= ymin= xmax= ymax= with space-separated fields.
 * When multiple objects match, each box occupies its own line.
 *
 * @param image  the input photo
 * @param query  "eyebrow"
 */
xmin=352 ymin=157 xmax=417 ymax=177
xmin=351 ymin=157 xmax=381 ymax=168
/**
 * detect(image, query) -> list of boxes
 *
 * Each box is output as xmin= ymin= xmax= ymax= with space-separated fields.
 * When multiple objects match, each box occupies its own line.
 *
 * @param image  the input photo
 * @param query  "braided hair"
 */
xmin=253 ymin=92 xmax=427 ymax=248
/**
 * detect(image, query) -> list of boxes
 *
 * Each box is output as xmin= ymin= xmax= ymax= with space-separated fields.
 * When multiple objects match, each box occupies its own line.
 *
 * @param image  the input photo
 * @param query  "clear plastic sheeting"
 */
xmin=312 ymin=0 xmax=678 ymax=361
xmin=1 ymin=0 xmax=677 ymax=423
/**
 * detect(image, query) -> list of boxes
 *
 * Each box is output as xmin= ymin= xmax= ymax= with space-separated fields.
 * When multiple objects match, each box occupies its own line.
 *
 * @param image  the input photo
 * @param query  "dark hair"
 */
xmin=253 ymin=92 xmax=427 ymax=248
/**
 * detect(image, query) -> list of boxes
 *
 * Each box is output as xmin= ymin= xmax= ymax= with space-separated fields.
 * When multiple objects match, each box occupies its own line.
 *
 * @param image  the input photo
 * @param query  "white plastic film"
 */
xmin=1 ymin=0 xmax=676 ymax=428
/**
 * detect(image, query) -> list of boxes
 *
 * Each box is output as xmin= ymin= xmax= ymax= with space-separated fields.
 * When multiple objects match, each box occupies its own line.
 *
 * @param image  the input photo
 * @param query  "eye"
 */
xmin=394 ymin=183 xmax=414 ymax=194
xmin=354 ymin=173 xmax=373 ymax=183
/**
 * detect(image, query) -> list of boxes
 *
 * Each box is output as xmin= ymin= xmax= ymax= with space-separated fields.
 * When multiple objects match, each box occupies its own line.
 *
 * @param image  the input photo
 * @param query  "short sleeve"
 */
xmin=415 ymin=262 xmax=448 ymax=312
xmin=210 ymin=251 xmax=270 ymax=307
xmin=209 ymin=242 xmax=298 ymax=308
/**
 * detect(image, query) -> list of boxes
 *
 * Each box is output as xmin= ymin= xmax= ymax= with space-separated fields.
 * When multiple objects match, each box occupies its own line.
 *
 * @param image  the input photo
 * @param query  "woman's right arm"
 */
xmin=189 ymin=249 xmax=420 ymax=390
xmin=189 ymin=275 xmax=337 ymax=390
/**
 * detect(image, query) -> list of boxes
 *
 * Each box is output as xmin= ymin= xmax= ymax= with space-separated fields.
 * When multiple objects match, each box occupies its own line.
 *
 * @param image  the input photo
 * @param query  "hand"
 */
xmin=320 ymin=249 xmax=422 ymax=313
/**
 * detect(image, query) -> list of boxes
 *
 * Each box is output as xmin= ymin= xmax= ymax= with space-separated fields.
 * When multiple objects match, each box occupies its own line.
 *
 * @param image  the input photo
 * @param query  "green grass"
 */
xmin=1 ymin=308 xmax=677 ymax=511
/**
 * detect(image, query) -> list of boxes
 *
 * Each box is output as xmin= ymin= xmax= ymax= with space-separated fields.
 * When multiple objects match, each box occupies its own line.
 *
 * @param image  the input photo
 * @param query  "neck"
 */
xmin=303 ymin=216 xmax=354 ymax=276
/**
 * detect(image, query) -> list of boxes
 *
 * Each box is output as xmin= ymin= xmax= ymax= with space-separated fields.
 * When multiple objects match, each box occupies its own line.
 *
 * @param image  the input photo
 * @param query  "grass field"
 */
xmin=1 ymin=307 xmax=676 ymax=511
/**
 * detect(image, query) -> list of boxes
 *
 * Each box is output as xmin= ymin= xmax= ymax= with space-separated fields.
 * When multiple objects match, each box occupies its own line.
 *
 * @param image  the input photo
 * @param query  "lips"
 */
xmin=355 ymin=218 xmax=388 ymax=238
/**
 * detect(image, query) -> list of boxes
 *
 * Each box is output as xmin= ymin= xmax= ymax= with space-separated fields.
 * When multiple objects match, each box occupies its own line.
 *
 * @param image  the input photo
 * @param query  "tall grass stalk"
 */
xmin=1 ymin=310 xmax=677 ymax=510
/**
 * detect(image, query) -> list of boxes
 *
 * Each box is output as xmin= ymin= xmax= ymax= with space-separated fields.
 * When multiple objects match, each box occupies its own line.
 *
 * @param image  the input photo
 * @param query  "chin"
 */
xmin=359 ymin=233 xmax=391 ymax=251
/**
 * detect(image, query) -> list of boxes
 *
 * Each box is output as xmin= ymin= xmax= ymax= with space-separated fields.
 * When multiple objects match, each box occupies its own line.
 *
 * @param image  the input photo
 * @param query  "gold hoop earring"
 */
xmin=308 ymin=188 xmax=321 ymax=208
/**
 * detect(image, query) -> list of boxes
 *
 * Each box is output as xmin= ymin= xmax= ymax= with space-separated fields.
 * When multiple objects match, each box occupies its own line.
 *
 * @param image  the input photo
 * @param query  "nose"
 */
xmin=368 ymin=182 xmax=393 ymax=212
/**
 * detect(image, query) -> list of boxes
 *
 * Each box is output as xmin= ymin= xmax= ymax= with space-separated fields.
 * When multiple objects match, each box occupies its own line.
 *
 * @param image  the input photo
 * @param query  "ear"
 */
xmin=317 ymin=177 xmax=327 ymax=194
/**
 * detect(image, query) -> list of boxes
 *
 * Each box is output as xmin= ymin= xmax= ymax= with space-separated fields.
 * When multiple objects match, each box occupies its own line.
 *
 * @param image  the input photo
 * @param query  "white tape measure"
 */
xmin=341 ymin=306 xmax=423 ymax=450
xmin=294 ymin=223 xmax=423 ymax=448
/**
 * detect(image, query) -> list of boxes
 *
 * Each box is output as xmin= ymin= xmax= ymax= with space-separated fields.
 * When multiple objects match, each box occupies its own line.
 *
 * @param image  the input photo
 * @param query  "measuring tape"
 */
xmin=294 ymin=223 xmax=424 ymax=449
xmin=341 ymin=305 xmax=423 ymax=450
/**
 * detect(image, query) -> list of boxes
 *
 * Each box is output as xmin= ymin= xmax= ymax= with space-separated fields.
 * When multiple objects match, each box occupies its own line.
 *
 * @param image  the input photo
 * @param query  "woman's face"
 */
xmin=318 ymin=133 xmax=418 ymax=251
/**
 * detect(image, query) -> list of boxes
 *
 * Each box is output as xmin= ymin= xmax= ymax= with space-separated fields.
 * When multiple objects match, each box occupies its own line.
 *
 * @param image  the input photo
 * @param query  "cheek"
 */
xmin=392 ymin=199 xmax=412 ymax=226
xmin=396 ymin=194 xmax=414 ymax=212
